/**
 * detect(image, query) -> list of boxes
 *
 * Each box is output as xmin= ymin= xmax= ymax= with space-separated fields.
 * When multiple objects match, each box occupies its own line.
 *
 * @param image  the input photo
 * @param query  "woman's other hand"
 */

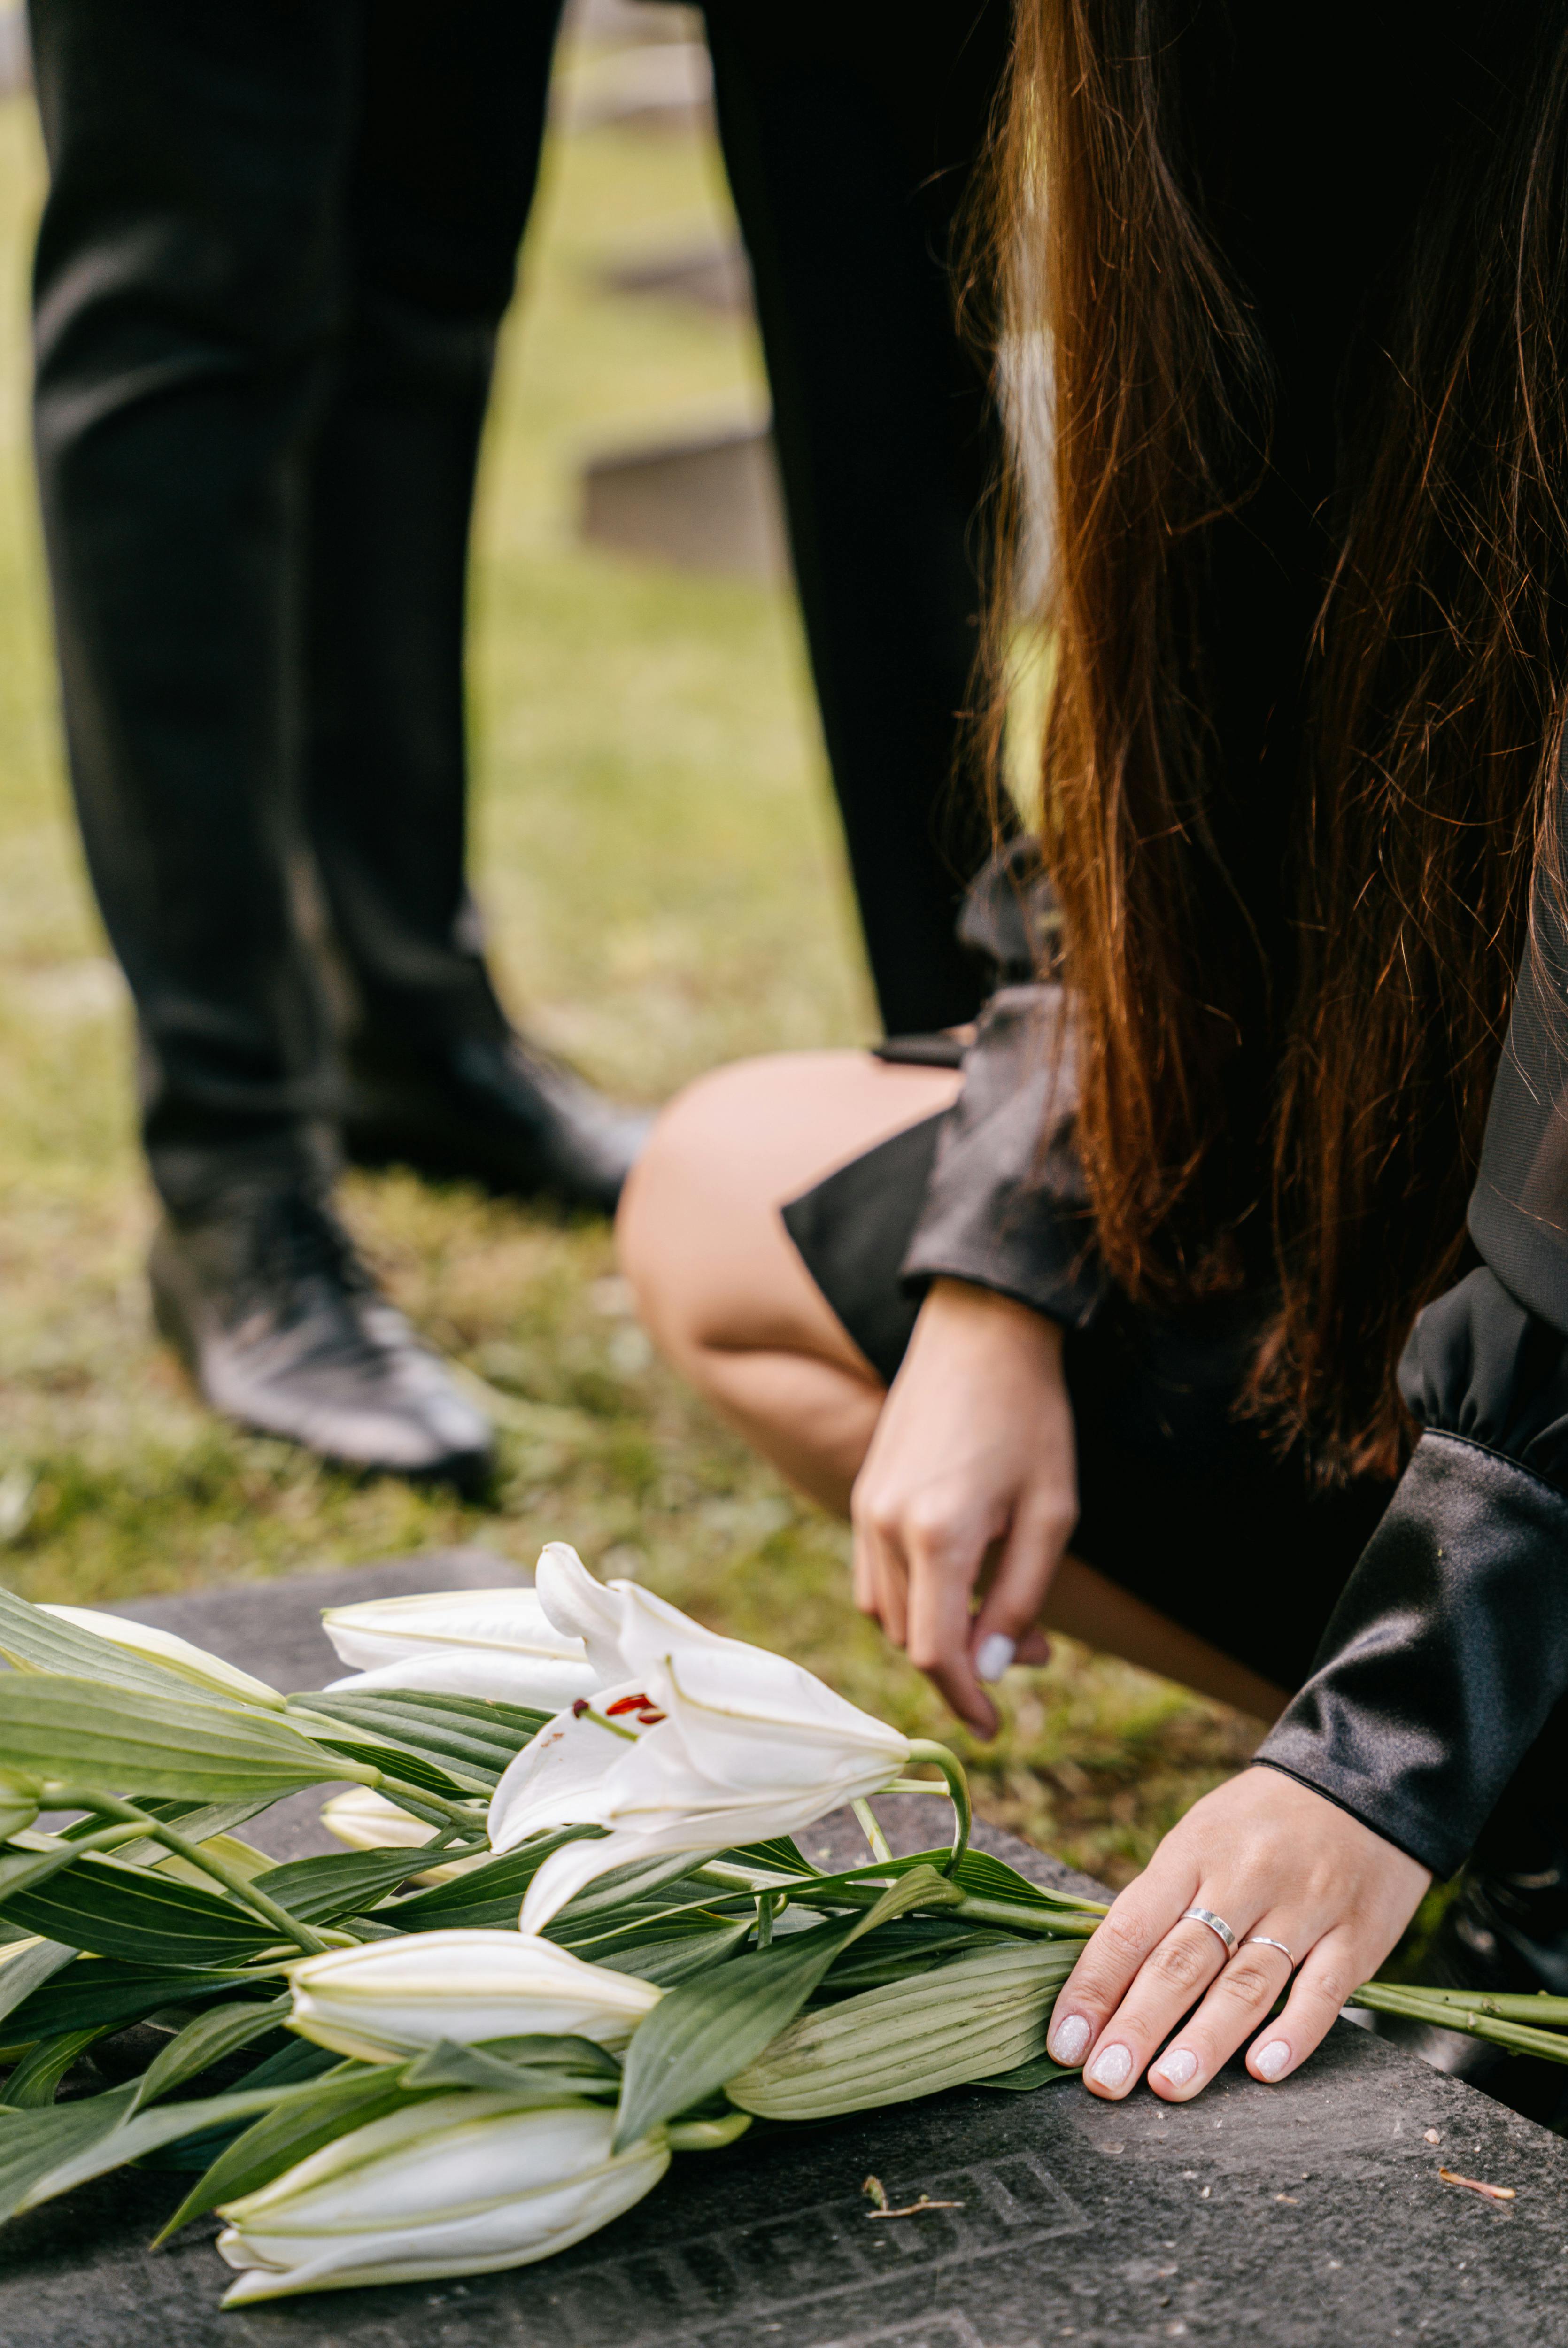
xmin=1044 ymin=1768 xmax=1430 ymax=2100
xmin=850 ymin=1276 xmax=1076 ymax=1735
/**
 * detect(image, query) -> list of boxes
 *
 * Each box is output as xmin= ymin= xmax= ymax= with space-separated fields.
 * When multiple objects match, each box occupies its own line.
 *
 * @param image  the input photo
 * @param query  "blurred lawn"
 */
xmin=0 ymin=56 xmax=1258 ymax=1886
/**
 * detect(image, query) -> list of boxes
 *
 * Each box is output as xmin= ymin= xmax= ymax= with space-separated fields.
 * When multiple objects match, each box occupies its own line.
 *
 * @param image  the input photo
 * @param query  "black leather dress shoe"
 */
xmin=342 ymin=1031 xmax=649 ymax=1215
xmin=150 ymin=1182 xmax=493 ymax=1486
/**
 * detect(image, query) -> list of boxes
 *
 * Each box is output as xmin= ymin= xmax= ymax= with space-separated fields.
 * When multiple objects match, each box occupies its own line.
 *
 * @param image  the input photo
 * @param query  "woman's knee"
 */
xmin=617 ymin=1057 xmax=808 ymax=1357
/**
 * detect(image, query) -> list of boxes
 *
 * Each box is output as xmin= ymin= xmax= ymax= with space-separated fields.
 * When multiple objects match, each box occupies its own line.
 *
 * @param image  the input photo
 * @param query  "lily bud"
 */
xmin=319 ymin=1784 xmax=480 ymax=1883
xmin=287 ymin=1928 xmax=661 ymax=2063
xmin=0 ymin=1773 xmax=39 ymax=1839
xmin=37 ymin=1605 xmax=283 ymax=1707
xmin=725 ymin=1941 xmax=1080 ymax=2118
xmin=216 ymin=2096 xmax=670 ymax=2304
xmin=320 ymin=1586 xmax=599 ymax=1710
xmin=489 ymin=1557 xmax=910 ymax=1930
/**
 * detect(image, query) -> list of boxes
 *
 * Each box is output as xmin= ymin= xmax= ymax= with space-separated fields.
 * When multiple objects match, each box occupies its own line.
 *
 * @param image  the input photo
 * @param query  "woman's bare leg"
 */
xmin=618 ymin=1051 xmax=959 ymax=1510
xmin=618 ymin=1049 xmax=1290 ymax=1722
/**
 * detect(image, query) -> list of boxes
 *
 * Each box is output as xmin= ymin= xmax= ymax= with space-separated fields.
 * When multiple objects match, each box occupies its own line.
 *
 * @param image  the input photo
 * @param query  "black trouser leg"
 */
xmin=28 ymin=0 xmax=364 ymax=1209
xmin=303 ymin=0 xmax=563 ymax=1058
xmin=703 ymin=2 xmax=1009 ymax=1036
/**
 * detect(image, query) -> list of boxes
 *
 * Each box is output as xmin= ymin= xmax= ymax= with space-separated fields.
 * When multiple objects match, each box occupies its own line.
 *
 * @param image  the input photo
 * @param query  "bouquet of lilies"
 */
xmin=0 ymin=1547 xmax=1102 ymax=2308
xmin=0 ymin=1546 xmax=1560 ymax=2310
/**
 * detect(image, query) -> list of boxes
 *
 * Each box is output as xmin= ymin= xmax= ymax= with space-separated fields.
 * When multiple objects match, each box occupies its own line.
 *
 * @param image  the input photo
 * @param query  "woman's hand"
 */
xmin=850 ymin=1277 xmax=1077 ymax=1735
xmin=1045 ymin=1768 xmax=1431 ymax=2099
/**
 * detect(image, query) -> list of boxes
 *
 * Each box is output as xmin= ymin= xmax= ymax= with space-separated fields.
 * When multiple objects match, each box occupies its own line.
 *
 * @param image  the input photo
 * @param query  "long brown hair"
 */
xmin=987 ymin=4 xmax=1568 ymax=1472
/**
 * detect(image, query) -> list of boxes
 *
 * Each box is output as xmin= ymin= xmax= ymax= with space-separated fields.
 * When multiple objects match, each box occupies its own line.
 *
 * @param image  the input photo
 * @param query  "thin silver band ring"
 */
xmin=1243 ymin=1934 xmax=1296 ymax=1966
xmin=1181 ymin=1907 xmax=1237 ymax=1955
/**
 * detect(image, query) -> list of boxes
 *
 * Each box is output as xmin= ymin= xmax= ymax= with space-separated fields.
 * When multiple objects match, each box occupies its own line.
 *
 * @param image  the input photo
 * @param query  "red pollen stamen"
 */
xmin=605 ymin=1694 xmax=650 ymax=1716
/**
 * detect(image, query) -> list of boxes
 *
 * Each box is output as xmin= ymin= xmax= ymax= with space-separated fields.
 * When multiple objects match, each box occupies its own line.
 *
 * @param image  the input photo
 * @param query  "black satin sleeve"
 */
xmin=896 ymin=980 xmax=1106 ymax=1329
xmin=1255 ymin=1274 xmax=1568 ymax=1877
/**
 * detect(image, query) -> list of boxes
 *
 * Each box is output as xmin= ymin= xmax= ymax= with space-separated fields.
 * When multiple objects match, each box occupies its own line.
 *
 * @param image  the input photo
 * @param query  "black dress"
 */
xmin=785 ymin=5 xmax=1568 ymax=1884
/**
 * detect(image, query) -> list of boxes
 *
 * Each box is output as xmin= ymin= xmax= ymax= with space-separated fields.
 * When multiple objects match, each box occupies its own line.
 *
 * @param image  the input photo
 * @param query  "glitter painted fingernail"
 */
xmin=1254 ymin=2039 xmax=1291 ymax=2081
xmin=1048 ymin=2012 xmax=1090 ymax=2066
xmin=1088 ymin=2043 xmax=1133 ymax=2092
xmin=975 ymin=1632 xmax=1016 ymax=1684
xmin=1152 ymin=2047 xmax=1198 ymax=2089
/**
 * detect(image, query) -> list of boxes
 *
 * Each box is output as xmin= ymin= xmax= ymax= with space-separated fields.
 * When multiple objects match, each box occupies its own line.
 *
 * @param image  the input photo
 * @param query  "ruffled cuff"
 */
xmin=1254 ymin=1430 xmax=1568 ymax=1877
xmin=898 ymin=983 xmax=1105 ymax=1328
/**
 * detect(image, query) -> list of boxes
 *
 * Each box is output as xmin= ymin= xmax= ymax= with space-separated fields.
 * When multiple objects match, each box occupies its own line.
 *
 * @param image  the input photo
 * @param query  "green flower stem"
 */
xmin=15 ymin=1818 xmax=157 ymax=1862
xmin=45 ymin=1787 xmax=331 ymax=1958
xmin=851 ymin=1799 xmax=894 ymax=1864
xmin=903 ymin=1742 xmax=972 ymax=1873
xmin=376 ymin=1777 xmax=488 ymax=1831
xmin=952 ymin=1893 xmax=1102 ymax=1937
xmin=1350 ymin=1981 xmax=1568 ymax=2063
xmin=1360 ymin=1983 xmax=1568 ymax=2025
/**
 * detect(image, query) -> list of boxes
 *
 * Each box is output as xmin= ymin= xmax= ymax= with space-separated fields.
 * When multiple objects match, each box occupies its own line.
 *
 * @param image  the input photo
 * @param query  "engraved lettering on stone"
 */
xmin=543 ymin=2153 xmax=1089 ymax=2346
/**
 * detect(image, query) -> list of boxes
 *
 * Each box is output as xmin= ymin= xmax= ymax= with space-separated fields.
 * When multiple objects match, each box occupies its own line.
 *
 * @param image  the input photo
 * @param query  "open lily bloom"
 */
xmin=216 ymin=2097 xmax=669 ymax=2304
xmin=287 ymin=1927 xmax=660 ymax=2062
xmin=319 ymin=1585 xmax=600 ymax=1710
xmin=534 ymin=1541 xmax=736 ymax=1684
xmin=490 ymin=1568 xmax=911 ymax=1931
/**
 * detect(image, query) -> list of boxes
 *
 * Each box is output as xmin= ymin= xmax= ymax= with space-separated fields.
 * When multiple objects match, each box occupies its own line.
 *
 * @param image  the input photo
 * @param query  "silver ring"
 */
xmin=1244 ymin=1934 xmax=1295 ymax=1966
xmin=1181 ymin=1907 xmax=1237 ymax=1955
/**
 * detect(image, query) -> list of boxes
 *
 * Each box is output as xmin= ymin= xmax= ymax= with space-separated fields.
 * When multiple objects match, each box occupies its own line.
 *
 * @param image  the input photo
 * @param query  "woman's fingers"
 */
xmin=1076 ymin=1913 xmax=1237 ymax=2096
xmin=1244 ymin=1929 xmax=1363 ymax=2086
xmin=969 ymin=1485 xmax=1077 ymax=1680
xmin=1045 ymin=1856 xmax=1204 ymax=2069
xmin=903 ymin=1509 xmax=998 ymax=1734
xmin=1145 ymin=1927 xmax=1299 ymax=2099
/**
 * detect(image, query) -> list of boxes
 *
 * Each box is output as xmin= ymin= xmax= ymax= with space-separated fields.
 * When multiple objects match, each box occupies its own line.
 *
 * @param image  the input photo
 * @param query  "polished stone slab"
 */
xmin=3 ymin=1557 xmax=1565 ymax=2346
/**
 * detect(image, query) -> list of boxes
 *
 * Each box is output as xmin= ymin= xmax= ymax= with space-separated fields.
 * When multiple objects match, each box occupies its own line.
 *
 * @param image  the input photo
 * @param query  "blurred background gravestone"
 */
xmin=561 ymin=0 xmax=784 ymax=578
xmin=0 ymin=5 xmax=26 ymax=98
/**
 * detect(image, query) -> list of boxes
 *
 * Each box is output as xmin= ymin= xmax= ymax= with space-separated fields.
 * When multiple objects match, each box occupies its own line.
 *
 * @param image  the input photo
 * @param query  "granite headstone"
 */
xmin=2 ymin=1557 xmax=1564 ymax=2346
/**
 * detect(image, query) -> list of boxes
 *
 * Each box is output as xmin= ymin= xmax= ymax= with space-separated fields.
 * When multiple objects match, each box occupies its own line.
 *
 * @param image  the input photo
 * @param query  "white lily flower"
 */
xmin=318 ymin=1784 xmax=481 ymax=1884
xmin=286 ymin=1927 xmax=660 ymax=2063
xmin=215 ymin=2096 xmax=668 ymax=2304
xmin=533 ymin=1540 xmax=736 ymax=1681
xmin=319 ymin=1584 xmax=600 ymax=1710
xmin=37 ymin=1605 xmax=284 ymax=1708
xmin=489 ymin=1554 xmax=910 ymax=1931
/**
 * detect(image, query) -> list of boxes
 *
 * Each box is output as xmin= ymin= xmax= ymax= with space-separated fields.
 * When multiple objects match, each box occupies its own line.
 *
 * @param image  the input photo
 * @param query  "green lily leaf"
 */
xmin=5 ymin=1959 xmax=269 ymax=2041
xmin=287 ymin=1691 xmax=546 ymax=1784
xmin=717 ymin=1834 xmax=815 ymax=1876
xmin=613 ymin=1863 xmax=963 ymax=2151
xmin=0 ymin=2080 xmax=139 ymax=2222
xmin=0 ymin=2024 xmax=105 ymax=2109
xmin=57 ymin=1794 xmax=280 ymax=1867
xmin=379 ymin=1827 xmax=602 ymax=1931
xmin=973 ymin=2050 xmax=1075 ymax=2092
xmin=821 ymin=1919 xmax=1024 ymax=1991
xmin=605 ymin=1917 xmax=754 ymax=1986
xmin=290 ymin=1732 xmax=487 ymax=1798
xmin=0 ymin=1675 xmax=375 ymax=1800
xmin=150 ymin=2067 xmax=429 ymax=2243
xmin=9 ymin=2074 xmax=346 ymax=2220
xmin=0 ymin=1938 xmax=76 ymax=2031
xmin=948 ymin=1847 xmax=1106 ymax=1914
xmin=247 ymin=1848 xmax=435 ymax=1926
xmin=399 ymin=2031 xmax=621 ymax=2099
xmin=128 ymin=1994 xmax=291 ymax=2115
xmin=0 ymin=1589 xmax=224 ymax=1707
xmin=0 ymin=1842 xmax=103 ymax=1906
xmin=0 ymin=1854 xmax=280 ymax=1967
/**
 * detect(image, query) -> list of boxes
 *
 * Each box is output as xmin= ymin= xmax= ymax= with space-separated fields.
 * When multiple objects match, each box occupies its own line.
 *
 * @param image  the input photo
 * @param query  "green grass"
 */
xmin=0 ymin=57 xmax=1257 ymax=1889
